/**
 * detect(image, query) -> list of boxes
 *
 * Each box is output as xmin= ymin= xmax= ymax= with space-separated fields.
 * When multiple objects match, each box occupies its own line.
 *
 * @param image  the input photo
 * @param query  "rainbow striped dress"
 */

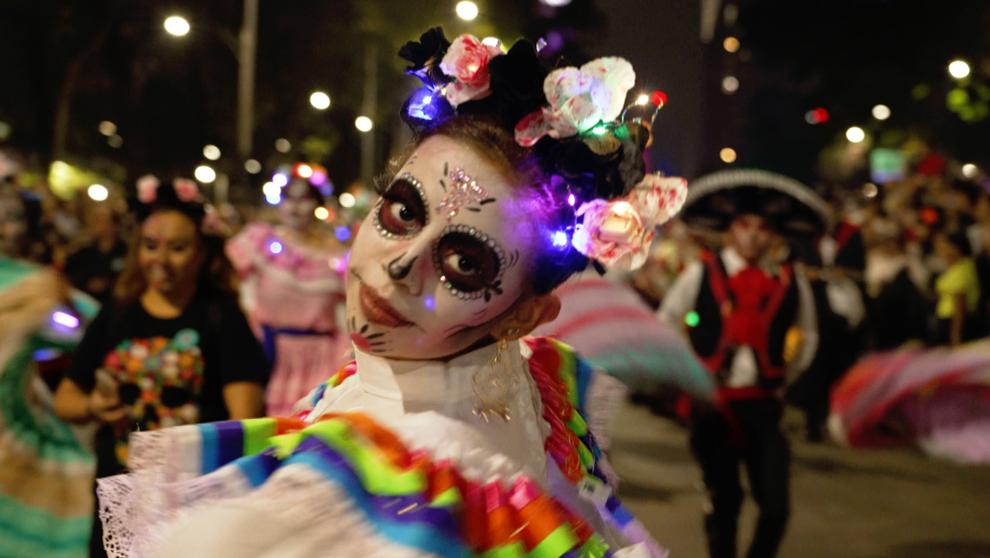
xmin=97 ymin=338 xmax=664 ymax=557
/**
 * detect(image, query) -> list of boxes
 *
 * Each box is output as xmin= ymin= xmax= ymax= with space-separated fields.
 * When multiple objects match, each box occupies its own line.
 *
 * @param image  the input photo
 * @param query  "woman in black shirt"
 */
xmin=54 ymin=177 xmax=268 ymax=555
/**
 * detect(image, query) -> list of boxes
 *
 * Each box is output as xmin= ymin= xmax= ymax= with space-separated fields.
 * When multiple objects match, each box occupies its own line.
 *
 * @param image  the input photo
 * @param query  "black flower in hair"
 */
xmin=398 ymin=27 xmax=453 ymax=88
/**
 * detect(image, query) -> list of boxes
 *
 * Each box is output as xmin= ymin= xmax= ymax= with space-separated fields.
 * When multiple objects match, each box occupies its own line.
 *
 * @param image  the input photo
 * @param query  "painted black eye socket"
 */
xmin=436 ymin=232 xmax=500 ymax=293
xmin=377 ymin=177 xmax=427 ymax=236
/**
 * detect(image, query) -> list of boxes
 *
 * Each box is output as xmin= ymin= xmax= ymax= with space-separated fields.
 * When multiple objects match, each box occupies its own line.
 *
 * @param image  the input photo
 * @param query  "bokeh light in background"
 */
xmin=805 ymin=107 xmax=830 ymax=125
xmin=947 ymin=59 xmax=971 ymax=80
xmin=309 ymin=91 xmax=331 ymax=110
xmin=871 ymin=104 xmax=891 ymax=121
xmin=202 ymin=144 xmax=221 ymax=161
xmin=274 ymin=138 xmax=291 ymax=153
xmin=87 ymin=183 xmax=109 ymax=202
xmin=244 ymin=159 xmax=262 ymax=174
xmin=723 ymin=36 xmax=740 ymax=53
xmin=455 ymin=1 xmax=479 ymax=21
xmin=338 ymin=192 xmax=356 ymax=208
xmin=962 ymin=163 xmax=979 ymax=178
xmin=845 ymin=126 xmax=866 ymax=143
xmin=163 ymin=15 xmax=190 ymax=37
xmin=719 ymin=147 xmax=737 ymax=163
xmin=354 ymin=116 xmax=374 ymax=133
xmin=194 ymin=164 xmax=216 ymax=183
xmin=97 ymin=121 xmax=116 ymax=136
xmin=721 ymin=76 xmax=739 ymax=94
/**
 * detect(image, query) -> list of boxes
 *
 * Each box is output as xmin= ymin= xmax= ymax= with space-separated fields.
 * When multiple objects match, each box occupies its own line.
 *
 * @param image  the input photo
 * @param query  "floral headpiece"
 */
xmin=132 ymin=175 xmax=209 ymax=228
xmin=398 ymin=27 xmax=684 ymax=271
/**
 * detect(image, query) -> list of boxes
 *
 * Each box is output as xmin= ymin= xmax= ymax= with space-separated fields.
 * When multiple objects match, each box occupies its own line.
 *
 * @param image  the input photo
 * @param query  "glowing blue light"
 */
xmin=51 ymin=310 xmax=80 ymax=330
xmin=272 ymin=173 xmax=289 ymax=187
xmin=567 ymin=193 xmax=576 ymax=206
xmin=424 ymin=295 xmax=436 ymax=312
xmin=335 ymin=226 xmax=352 ymax=242
xmin=407 ymin=87 xmax=440 ymax=121
xmin=551 ymin=230 xmax=569 ymax=248
xmin=268 ymin=240 xmax=283 ymax=255
xmin=33 ymin=347 xmax=62 ymax=362
xmin=265 ymin=193 xmax=281 ymax=205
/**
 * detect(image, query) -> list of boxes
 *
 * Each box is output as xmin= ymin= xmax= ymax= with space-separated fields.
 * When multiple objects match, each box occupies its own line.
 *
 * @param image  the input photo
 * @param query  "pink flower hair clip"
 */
xmin=136 ymin=175 xmax=202 ymax=204
xmin=571 ymin=174 xmax=687 ymax=270
xmin=439 ymin=34 xmax=504 ymax=107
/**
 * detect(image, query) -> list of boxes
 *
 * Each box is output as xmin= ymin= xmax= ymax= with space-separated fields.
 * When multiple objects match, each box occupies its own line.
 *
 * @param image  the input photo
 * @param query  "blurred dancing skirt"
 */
xmin=0 ymin=261 xmax=97 ymax=558
xmin=828 ymin=339 xmax=990 ymax=464
xmin=534 ymin=276 xmax=714 ymax=400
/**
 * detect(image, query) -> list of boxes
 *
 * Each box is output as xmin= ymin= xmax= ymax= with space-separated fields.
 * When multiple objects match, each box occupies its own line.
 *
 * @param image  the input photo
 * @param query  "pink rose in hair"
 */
xmin=136 ymin=175 xmax=160 ymax=203
xmin=173 ymin=178 xmax=200 ymax=202
xmin=570 ymin=173 xmax=687 ymax=270
xmin=439 ymin=34 xmax=502 ymax=107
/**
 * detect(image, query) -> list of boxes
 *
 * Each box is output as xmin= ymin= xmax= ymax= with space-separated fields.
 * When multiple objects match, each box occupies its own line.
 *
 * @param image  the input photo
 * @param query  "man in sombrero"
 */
xmin=659 ymin=169 xmax=826 ymax=558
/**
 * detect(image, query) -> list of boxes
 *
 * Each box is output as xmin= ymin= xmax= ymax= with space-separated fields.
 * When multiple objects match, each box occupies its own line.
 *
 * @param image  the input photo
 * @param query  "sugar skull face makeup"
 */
xmin=345 ymin=135 xmax=539 ymax=360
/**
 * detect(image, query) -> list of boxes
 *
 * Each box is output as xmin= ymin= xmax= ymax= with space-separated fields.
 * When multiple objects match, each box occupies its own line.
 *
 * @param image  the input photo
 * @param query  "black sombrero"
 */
xmin=681 ymin=169 xmax=831 ymax=237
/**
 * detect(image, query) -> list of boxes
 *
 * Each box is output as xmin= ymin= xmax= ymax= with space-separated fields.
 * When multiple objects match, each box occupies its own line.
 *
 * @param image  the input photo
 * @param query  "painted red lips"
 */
xmin=359 ymin=283 xmax=414 ymax=328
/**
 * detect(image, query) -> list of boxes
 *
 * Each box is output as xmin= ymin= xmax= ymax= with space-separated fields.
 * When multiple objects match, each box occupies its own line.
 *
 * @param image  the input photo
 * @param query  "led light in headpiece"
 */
xmin=567 ymin=193 xmax=576 ymax=206
xmin=621 ymin=89 xmax=668 ymax=149
xmin=550 ymin=230 xmax=569 ymax=249
xmin=268 ymin=240 xmax=283 ymax=255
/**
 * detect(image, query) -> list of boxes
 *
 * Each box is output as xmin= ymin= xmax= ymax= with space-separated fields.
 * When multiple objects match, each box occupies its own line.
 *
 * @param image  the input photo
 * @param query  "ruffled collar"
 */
xmin=353 ymin=340 xmax=527 ymax=407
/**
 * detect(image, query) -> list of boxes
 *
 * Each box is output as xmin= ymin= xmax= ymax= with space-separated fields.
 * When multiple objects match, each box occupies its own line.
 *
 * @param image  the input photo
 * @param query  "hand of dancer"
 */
xmin=90 ymin=371 xmax=127 ymax=424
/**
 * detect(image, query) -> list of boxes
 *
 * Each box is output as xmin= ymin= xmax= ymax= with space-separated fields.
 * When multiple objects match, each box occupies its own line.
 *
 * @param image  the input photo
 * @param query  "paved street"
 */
xmin=610 ymin=403 xmax=990 ymax=558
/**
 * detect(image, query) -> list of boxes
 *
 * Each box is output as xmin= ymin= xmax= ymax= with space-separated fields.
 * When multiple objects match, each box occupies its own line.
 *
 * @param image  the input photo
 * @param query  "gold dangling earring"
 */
xmin=472 ymin=333 xmax=520 ymax=422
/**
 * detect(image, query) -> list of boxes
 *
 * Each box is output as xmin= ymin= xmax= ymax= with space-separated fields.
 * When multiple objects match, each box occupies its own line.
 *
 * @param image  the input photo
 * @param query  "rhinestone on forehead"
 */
xmin=432 ymin=224 xmax=507 ymax=301
xmin=372 ymin=172 xmax=429 ymax=240
xmin=436 ymin=168 xmax=491 ymax=221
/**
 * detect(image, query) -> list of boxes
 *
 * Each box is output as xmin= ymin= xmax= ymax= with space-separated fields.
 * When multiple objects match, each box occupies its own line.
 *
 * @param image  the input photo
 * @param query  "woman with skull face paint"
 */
xmin=227 ymin=165 xmax=350 ymax=415
xmin=93 ymin=29 xmax=687 ymax=558
xmin=53 ymin=177 xmax=269 ymax=557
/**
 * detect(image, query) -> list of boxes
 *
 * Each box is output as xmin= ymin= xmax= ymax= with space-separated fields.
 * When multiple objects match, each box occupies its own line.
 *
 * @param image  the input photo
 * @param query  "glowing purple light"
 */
xmin=407 ymin=87 xmax=440 ymax=121
xmin=551 ymin=230 xmax=569 ymax=248
xmin=51 ymin=310 xmax=80 ymax=330
xmin=334 ymin=226 xmax=352 ymax=242
xmin=268 ymin=240 xmax=283 ymax=255
xmin=310 ymin=170 xmax=328 ymax=186
xmin=424 ymin=295 xmax=436 ymax=312
xmin=272 ymin=173 xmax=289 ymax=187
xmin=567 ymin=193 xmax=576 ymax=206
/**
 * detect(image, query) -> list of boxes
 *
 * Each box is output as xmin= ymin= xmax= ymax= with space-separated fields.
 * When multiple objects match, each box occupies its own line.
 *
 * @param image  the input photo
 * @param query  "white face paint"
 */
xmin=278 ymin=180 xmax=318 ymax=230
xmin=345 ymin=135 xmax=540 ymax=360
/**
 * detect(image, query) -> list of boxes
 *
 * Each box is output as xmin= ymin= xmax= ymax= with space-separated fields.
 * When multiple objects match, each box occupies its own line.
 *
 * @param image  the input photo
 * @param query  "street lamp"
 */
xmin=455 ymin=1 xmax=479 ymax=21
xmin=355 ymin=116 xmax=374 ymax=133
xmin=309 ymin=91 xmax=331 ymax=110
xmin=163 ymin=15 xmax=191 ymax=37
xmin=948 ymin=59 xmax=971 ymax=80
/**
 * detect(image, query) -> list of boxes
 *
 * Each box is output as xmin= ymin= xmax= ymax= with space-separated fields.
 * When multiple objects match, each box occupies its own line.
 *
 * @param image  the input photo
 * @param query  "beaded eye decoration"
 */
xmin=372 ymin=172 xmax=430 ymax=240
xmin=432 ymin=223 xmax=507 ymax=302
xmin=436 ymin=167 xmax=496 ymax=221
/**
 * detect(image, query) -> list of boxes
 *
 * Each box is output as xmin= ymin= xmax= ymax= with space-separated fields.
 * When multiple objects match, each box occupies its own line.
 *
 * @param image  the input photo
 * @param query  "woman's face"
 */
xmin=278 ymin=180 xmax=318 ymax=230
xmin=345 ymin=135 xmax=541 ymax=360
xmin=0 ymin=191 xmax=27 ymax=257
xmin=138 ymin=210 xmax=204 ymax=296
